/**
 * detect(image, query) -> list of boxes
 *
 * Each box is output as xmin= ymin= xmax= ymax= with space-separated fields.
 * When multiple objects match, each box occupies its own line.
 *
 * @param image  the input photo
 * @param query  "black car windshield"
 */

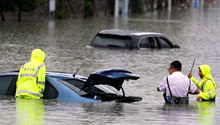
xmin=92 ymin=35 xmax=132 ymax=48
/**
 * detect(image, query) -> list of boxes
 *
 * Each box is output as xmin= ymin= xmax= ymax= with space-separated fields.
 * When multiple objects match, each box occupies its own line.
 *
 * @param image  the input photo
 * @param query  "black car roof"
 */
xmin=46 ymin=72 xmax=87 ymax=80
xmin=0 ymin=71 xmax=86 ymax=80
xmin=98 ymin=29 xmax=163 ymax=37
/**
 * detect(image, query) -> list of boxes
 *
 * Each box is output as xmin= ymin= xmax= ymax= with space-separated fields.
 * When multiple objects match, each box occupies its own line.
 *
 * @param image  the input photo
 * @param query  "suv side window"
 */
xmin=0 ymin=76 xmax=15 ymax=95
xmin=139 ymin=37 xmax=158 ymax=48
xmin=158 ymin=37 xmax=172 ymax=48
xmin=139 ymin=38 xmax=150 ymax=48
xmin=92 ymin=35 xmax=131 ymax=48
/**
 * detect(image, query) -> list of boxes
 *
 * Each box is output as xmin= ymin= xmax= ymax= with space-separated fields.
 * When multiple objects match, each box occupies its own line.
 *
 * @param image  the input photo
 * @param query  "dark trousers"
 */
xmin=163 ymin=92 xmax=189 ymax=104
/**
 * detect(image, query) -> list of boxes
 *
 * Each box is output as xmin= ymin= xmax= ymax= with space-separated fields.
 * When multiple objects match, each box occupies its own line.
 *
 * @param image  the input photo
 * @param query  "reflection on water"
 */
xmin=16 ymin=98 xmax=45 ymax=125
xmin=162 ymin=104 xmax=193 ymax=124
xmin=161 ymin=102 xmax=216 ymax=124
xmin=82 ymin=102 xmax=124 ymax=115
xmin=197 ymin=101 xmax=215 ymax=124
xmin=0 ymin=0 xmax=220 ymax=124
xmin=48 ymin=20 xmax=55 ymax=37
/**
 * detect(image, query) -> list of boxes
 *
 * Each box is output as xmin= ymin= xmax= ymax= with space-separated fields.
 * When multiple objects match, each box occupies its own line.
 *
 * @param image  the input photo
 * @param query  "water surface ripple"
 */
xmin=0 ymin=1 xmax=220 ymax=124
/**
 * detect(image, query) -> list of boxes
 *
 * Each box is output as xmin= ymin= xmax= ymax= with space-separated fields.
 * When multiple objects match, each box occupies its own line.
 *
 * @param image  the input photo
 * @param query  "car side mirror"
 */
xmin=174 ymin=45 xmax=180 ymax=48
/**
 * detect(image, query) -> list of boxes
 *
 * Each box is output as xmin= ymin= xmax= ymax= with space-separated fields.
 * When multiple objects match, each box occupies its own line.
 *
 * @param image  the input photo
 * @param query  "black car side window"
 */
xmin=139 ymin=37 xmax=158 ymax=48
xmin=158 ymin=37 xmax=172 ymax=48
xmin=92 ymin=35 xmax=131 ymax=48
xmin=148 ymin=37 xmax=159 ymax=48
xmin=0 ymin=76 xmax=14 ymax=95
xmin=139 ymin=38 xmax=150 ymax=48
xmin=43 ymin=80 xmax=58 ymax=99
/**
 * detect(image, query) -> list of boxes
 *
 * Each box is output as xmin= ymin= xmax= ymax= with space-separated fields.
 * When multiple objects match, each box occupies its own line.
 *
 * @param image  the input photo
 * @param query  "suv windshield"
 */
xmin=92 ymin=35 xmax=132 ymax=48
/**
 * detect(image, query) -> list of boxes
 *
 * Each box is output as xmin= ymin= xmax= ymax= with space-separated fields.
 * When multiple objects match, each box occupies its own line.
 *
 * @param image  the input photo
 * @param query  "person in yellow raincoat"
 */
xmin=188 ymin=65 xmax=216 ymax=101
xmin=16 ymin=49 xmax=46 ymax=99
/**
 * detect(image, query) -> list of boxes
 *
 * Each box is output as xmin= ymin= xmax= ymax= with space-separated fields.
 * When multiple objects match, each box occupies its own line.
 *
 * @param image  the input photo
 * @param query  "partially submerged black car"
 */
xmin=90 ymin=29 xmax=180 ymax=49
xmin=0 ymin=69 xmax=142 ymax=103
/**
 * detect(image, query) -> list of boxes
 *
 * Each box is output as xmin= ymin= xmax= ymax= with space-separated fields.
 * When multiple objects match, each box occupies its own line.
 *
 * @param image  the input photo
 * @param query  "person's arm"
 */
xmin=192 ymin=88 xmax=200 ymax=94
xmin=157 ymin=77 xmax=167 ymax=92
xmin=198 ymin=80 xmax=216 ymax=100
xmin=188 ymin=73 xmax=199 ymax=87
xmin=188 ymin=88 xmax=200 ymax=94
xmin=37 ymin=65 xmax=46 ymax=97
xmin=157 ymin=87 xmax=160 ymax=91
xmin=189 ymin=79 xmax=200 ymax=94
xmin=16 ymin=65 xmax=23 ymax=91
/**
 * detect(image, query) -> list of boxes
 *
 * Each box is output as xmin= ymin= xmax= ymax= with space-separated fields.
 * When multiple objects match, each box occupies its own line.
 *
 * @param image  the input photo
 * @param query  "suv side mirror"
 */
xmin=174 ymin=45 xmax=180 ymax=48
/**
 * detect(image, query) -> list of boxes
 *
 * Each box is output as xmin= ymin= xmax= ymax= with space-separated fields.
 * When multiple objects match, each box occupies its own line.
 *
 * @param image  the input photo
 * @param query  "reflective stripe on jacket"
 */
xmin=16 ymin=49 xmax=46 ymax=99
xmin=191 ymin=65 xmax=216 ymax=101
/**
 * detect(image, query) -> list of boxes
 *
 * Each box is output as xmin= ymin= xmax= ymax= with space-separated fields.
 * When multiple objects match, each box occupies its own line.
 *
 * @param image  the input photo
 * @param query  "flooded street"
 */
xmin=0 ymin=1 xmax=220 ymax=124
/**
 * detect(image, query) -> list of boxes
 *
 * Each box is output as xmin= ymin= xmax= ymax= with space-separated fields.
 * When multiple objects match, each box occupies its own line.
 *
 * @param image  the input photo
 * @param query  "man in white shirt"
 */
xmin=157 ymin=60 xmax=200 ymax=104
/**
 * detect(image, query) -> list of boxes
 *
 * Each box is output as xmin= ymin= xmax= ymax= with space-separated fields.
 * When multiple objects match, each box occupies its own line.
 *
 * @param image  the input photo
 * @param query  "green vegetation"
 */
xmin=0 ymin=0 xmax=47 ymax=21
xmin=16 ymin=0 xmax=39 ymax=21
xmin=39 ymin=0 xmax=47 ymax=5
xmin=131 ymin=0 xmax=144 ymax=14
xmin=55 ymin=0 xmax=67 ymax=19
xmin=84 ymin=0 xmax=95 ymax=17
xmin=0 ymin=0 xmax=190 ymax=21
xmin=0 ymin=0 xmax=15 ymax=21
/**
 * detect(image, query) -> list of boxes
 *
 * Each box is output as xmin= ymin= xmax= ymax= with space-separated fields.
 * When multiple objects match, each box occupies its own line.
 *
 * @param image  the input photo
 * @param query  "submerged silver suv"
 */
xmin=90 ymin=29 xmax=180 ymax=49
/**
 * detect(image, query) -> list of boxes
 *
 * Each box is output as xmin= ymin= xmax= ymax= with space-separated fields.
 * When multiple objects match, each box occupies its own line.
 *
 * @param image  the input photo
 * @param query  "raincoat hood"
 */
xmin=199 ymin=64 xmax=216 ymax=88
xmin=30 ymin=49 xmax=45 ymax=63
xmin=200 ymin=65 xmax=212 ymax=79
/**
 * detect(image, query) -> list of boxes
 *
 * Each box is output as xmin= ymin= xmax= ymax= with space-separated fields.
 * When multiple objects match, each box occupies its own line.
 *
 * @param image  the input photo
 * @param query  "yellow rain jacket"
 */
xmin=190 ymin=65 xmax=216 ymax=101
xmin=16 ymin=49 xmax=46 ymax=99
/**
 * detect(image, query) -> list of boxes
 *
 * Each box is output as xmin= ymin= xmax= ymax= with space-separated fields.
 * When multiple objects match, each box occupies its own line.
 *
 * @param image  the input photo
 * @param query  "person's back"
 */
xmin=167 ymin=72 xmax=191 ymax=97
xmin=16 ymin=49 xmax=46 ymax=99
xmin=157 ymin=60 xmax=200 ymax=104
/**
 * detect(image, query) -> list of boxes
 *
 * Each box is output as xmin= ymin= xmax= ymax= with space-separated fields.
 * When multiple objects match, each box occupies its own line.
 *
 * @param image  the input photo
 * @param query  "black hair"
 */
xmin=170 ymin=60 xmax=182 ymax=71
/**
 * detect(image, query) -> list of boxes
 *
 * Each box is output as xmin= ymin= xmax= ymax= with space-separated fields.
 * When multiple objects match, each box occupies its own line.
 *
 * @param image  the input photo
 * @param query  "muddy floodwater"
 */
xmin=0 ymin=1 xmax=220 ymax=124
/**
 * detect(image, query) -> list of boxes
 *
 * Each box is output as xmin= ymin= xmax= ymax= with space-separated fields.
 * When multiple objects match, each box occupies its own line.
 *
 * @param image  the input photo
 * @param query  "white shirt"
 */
xmin=158 ymin=72 xmax=197 ymax=97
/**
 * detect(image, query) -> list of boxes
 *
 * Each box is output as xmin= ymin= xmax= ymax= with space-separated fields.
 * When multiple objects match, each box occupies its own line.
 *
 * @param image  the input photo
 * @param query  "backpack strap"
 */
xmin=166 ymin=76 xmax=173 ymax=97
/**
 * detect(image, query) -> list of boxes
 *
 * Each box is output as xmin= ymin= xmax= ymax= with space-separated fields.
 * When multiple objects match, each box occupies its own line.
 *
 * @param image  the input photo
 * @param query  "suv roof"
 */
xmin=90 ymin=29 xmax=180 ymax=49
xmin=98 ymin=29 xmax=163 ymax=37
